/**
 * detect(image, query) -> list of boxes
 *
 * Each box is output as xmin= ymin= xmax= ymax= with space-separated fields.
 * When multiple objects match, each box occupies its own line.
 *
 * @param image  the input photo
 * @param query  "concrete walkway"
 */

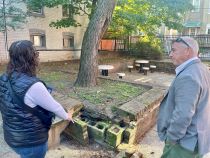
xmin=139 ymin=126 xmax=164 ymax=158
xmin=138 ymin=125 xmax=210 ymax=158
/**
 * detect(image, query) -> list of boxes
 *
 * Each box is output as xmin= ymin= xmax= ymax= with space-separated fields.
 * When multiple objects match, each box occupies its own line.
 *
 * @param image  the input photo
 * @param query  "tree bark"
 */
xmin=75 ymin=0 xmax=117 ymax=87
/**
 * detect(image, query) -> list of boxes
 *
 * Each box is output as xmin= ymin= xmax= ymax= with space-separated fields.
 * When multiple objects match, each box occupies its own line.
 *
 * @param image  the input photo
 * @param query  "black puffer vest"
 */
xmin=0 ymin=72 xmax=50 ymax=147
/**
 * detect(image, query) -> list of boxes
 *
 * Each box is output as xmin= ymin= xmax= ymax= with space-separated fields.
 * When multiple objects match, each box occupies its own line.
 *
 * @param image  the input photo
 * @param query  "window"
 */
xmin=31 ymin=7 xmax=43 ymax=14
xmin=62 ymin=4 xmax=74 ymax=18
xmin=31 ymin=35 xmax=46 ymax=47
xmin=189 ymin=28 xmax=196 ymax=36
xmin=192 ymin=0 xmax=200 ymax=12
xmin=28 ymin=5 xmax=44 ymax=17
xmin=30 ymin=29 xmax=46 ymax=47
xmin=206 ymin=24 xmax=210 ymax=34
xmin=63 ymin=32 xmax=74 ymax=48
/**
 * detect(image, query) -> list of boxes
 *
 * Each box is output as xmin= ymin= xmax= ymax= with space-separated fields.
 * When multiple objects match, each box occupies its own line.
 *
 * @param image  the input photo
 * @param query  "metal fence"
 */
xmin=159 ymin=35 xmax=210 ymax=60
xmin=99 ymin=37 xmax=130 ymax=51
xmin=99 ymin=35 xmax=210 ymax=60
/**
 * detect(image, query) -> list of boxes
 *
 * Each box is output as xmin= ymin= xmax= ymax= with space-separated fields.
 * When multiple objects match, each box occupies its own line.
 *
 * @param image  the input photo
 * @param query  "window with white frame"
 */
xmin=30 ymin=29 xmax=46 ymax=47
xmin=63 ymin=32 xmax=74 ymax=48
xmin=192 ymin=0 xmax=200 ymax=12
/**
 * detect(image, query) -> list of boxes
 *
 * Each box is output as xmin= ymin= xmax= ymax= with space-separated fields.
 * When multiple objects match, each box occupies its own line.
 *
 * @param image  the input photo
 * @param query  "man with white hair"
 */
xmin=157 ymin=37 xmax=210 ymax=158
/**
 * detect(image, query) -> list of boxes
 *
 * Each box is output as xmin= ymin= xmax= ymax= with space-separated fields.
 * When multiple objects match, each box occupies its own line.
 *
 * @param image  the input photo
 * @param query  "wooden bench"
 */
xmin=117 ymin=73 xmax=125 ymax=79
xmin=150 ymin=65 xmax=156 ymax=73
xmin=142 ymin=67 xmax=149 ymax=75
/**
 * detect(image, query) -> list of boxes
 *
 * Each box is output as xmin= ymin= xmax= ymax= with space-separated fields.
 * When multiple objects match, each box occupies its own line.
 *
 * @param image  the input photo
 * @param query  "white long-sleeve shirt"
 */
xmin=24 ymin=82 xmax=68 ymax=120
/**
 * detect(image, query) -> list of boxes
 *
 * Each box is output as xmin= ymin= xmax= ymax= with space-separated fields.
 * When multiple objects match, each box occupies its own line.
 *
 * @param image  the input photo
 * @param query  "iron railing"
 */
xmin=99 ymin=35 xmax=210 ymax=60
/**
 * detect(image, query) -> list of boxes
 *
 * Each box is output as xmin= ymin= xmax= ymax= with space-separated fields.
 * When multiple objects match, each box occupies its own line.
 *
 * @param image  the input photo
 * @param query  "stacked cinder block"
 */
xmin=64 ymin=115 xmax=139 ymax=152
xmin=64 ymin=118 xmax=89 ymax=145
xmin=87 ymin=121 xmax=110 ymax=144
xmin=105 ymin=125 xmax=125 ymax=148
xmin=123 ymin=122 xmax=137 ymax=144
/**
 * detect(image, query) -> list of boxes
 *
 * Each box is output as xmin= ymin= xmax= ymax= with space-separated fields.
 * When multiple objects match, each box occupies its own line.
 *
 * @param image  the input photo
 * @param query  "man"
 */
xmin=157 ymin=36 xmax=210 ymax=158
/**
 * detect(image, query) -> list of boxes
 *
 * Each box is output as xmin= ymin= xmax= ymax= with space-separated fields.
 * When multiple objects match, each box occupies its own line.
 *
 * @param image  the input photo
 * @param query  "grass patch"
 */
xmin=0 ymin=63 xmax=148 ymax=109
xmin=68 ymin=79 xmax=147 ymax=107
xmin=38 ymin=69 xmax=147 ymax=107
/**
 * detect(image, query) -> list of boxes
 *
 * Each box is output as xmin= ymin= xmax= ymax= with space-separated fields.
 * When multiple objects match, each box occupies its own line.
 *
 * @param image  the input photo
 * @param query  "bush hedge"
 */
xmin=130 ymin=40 xmax=163 ymax=60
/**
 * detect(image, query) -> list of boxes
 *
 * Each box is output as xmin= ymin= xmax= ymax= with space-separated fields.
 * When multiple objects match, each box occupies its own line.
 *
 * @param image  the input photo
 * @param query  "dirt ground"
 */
xmin=46 ymin=134 xmax=117 ymax=158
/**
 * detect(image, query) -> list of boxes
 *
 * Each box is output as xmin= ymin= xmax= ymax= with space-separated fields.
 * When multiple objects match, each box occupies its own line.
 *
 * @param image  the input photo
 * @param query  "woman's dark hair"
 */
xmin=7 ymin=40 xmax=39 ymax=76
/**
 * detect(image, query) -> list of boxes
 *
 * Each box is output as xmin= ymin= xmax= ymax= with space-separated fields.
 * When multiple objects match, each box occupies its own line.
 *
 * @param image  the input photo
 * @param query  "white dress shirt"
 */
xmin=175 ymin=57 xmax=198 ymax=76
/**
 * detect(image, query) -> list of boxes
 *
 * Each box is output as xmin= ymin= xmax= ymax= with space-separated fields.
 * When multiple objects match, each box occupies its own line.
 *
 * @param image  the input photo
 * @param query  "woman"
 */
xmin=0 ymin=40 xmax=73 ymax=158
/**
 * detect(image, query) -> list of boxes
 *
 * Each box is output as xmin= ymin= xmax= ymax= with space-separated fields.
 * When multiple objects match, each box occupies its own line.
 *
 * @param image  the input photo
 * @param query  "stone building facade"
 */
xmin=0 ymin=4 xmax=88 ymax=63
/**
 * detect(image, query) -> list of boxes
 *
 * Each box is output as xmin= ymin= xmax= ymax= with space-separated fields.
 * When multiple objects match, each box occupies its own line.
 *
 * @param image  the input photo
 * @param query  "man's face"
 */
xmin=169 ymin=42 xmax=189 ymax=66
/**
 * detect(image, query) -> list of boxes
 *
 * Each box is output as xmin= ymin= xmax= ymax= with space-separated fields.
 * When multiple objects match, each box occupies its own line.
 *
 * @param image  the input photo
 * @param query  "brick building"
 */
xmin=0 ymin=4 xmax=89 ymax=63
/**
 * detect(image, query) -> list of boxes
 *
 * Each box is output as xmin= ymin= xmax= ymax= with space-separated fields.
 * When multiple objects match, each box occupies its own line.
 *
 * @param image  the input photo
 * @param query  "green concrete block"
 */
xmin=64 ymin=118 xmax=89 ymax=145
xmin=123 ymin=126 xmax=136 ymax=144
xmin=105 ymin=125 xmax=125 ymax=148
xmin=87 ymin=121 xmax=109 ymax=144
xmin=80 ymin=117 xmax=89 ymax=123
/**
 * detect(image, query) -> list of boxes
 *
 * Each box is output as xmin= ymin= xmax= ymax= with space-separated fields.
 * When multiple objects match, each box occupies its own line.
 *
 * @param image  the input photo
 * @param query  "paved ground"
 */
xmin=109 ymin=71 xmax=174 ymax=88
xmin=1 ymin=71 xmax=210 ymax=158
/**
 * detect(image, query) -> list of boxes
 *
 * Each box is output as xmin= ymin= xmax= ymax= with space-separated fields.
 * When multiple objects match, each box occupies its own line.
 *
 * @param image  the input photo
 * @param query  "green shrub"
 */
xmin=131 ymin=39 xmax=163 ymax=60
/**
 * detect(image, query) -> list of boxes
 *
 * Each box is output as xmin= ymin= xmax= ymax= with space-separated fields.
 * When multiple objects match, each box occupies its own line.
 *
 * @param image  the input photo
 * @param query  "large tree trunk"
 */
xmin=74 ymin=0 xmax=117 ymax=87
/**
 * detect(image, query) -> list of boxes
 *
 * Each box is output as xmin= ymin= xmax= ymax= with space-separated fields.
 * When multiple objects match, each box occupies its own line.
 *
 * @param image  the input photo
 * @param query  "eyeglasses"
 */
xmin=174 ymin=37 xmax=190 ymax=48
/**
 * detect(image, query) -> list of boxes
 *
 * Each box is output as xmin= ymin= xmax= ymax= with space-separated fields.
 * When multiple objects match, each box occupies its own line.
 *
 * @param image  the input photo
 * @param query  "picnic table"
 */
xmin=135 ymin=60 xmax=149 ymax=73
xmin=98 ymin=65 xmax=114 ymax=76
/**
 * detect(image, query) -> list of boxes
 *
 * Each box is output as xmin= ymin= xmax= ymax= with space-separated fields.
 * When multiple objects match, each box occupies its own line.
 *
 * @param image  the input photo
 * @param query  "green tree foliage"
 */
xmin=26 ymin=0 xmax=192 ymax=37
xmin=0 ymin=0 xmax=27 ymax=32
xmin=109 ymin=0 xmax=193 ymax=37
xmin=26 ymin=0 xmax=93 ymax=28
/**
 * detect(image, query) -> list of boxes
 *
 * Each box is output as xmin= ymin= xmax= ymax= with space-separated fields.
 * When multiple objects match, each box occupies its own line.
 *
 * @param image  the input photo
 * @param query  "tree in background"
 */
xmin=0 ymin=0 xmax=27 ymax=50
xmin=75 ymin=0 xmax=117 ymax=86
xmin=109 ymin=0 xmax=193 ymax=38
xmin=26 ymin=0 xmax=192 ymax=87
xmin=26 ymin=0 xmax=116 ymax=87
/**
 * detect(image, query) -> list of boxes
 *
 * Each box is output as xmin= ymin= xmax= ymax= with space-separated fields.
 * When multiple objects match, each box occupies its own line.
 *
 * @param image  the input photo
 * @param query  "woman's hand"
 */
xmin=67 ymin=111 xmax=74 ymax=123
